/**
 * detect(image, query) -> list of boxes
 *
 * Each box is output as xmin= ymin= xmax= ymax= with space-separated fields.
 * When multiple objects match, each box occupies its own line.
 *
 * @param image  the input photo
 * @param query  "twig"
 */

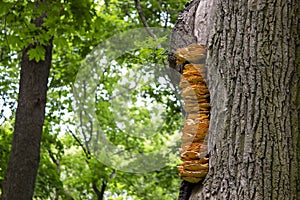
xmin=134 ymin=0 xmax=157 ymax=41
xmin=67 ymin=127 xmax=91 ymax=159
xmin=47 ymin=150 xmax=61 ymax=172
xmin=164 ymin=7 xmax=170 ymax=29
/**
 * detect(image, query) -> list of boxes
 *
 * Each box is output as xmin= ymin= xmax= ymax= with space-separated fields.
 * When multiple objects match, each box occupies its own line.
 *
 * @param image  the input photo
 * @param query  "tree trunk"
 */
xmin=1 ymin=15 xmax=53 ymax=200
xmin=170 ymin=0 xmax=300 ymax=199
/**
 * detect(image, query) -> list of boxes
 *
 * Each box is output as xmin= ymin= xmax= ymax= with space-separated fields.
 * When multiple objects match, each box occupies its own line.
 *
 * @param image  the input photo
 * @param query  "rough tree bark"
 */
xmin=1 ymin=6 xmax=53 ymax=200
xmin=169 ymin=0 xmax=300 ymax=199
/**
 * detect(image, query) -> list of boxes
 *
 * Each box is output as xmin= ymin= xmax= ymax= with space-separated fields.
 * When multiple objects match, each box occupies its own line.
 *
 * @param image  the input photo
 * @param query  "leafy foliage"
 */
xmin=0 ymin=124 xmax=13 ymax=188
xmin=0 ymin=0 xmax=186 ymax=199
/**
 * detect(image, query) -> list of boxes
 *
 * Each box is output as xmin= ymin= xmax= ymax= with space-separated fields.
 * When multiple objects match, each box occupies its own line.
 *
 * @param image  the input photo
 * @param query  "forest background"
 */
xmin=0 ymin=0 xmax=188 ymax=199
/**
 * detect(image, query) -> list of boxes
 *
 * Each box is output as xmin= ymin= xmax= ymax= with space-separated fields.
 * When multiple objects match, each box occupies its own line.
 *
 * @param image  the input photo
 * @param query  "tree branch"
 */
xmin=134 ymin=0 xmax=157 ymax=40
xmin=67 ymin=127 xmax=91 ymax=159
xmin=92 ymin=180 xmax=107 ymax=200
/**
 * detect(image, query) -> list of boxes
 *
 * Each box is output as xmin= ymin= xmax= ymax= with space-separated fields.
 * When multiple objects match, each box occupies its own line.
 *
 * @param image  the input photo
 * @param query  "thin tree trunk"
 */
xmin=170 ymin=0 xmax=300 ymax=199
xmin=92 ymin=181 xmax=107 ymax=200
xmin=1 ymin=14 xmax=53 ymax=200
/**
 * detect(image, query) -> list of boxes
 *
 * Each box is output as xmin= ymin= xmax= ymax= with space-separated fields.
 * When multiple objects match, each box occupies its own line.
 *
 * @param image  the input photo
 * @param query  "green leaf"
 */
xmin=0 ymin=2 xmax=13 ymax=17
xmin=27 ymin=45 xmax=46 ymax=62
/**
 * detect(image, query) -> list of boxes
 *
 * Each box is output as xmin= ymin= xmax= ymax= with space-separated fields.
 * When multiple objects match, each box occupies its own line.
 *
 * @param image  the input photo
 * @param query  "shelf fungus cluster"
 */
xmin=175 ymin=44 xmax=210 ymax=183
